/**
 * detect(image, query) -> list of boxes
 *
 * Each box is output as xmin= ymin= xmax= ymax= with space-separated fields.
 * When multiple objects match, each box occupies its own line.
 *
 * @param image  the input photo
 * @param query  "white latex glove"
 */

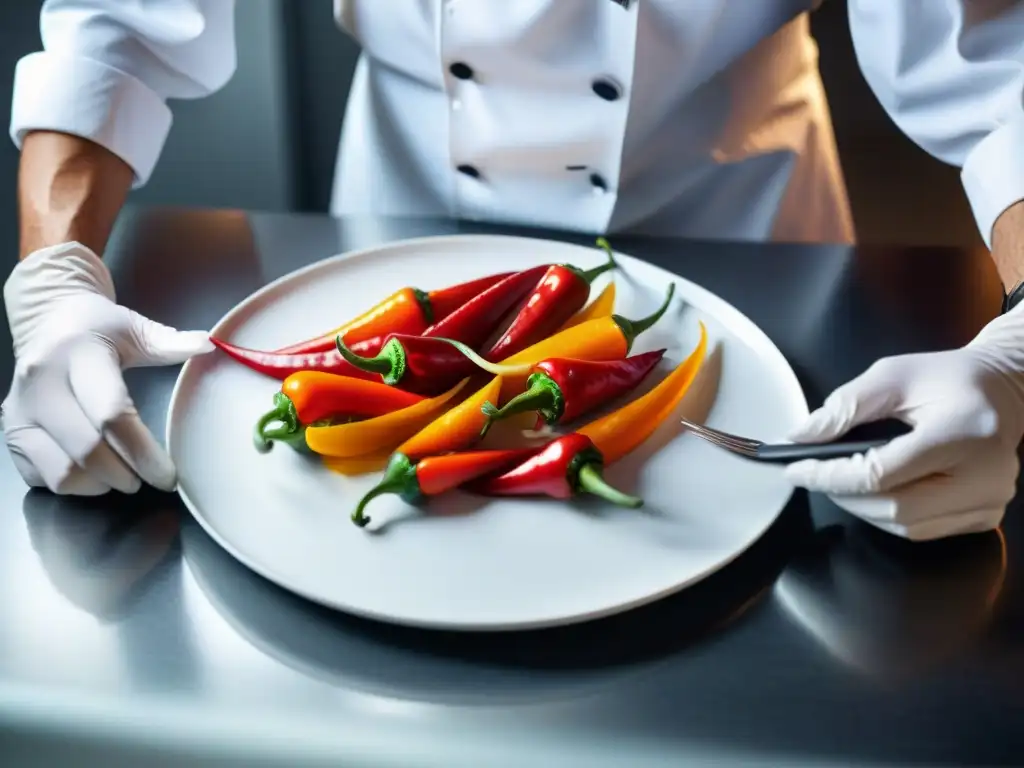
xmin=784 ymin=306 xmax=1024 ymax=541
xmin=2 ymin=242 xmax=213 ymax=495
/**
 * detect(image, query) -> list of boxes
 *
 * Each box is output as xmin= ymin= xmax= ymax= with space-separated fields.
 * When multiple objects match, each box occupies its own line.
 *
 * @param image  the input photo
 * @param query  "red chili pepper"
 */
xmin=254 ymin=371 xmax=426 ymax=453
xmin=425 ymin=272 xmax=516 ymax=324
xmin=420 ymin=265 xmax=550 ymax=348
xmin=211 ymin=335 xmax=384 ymax=382
xmin=479 ymin=349 xmax=666 ymax=437
xmin=483 ymin=238 xmax=618 ymax=362
xmin=273 ymin=273 xmax=513 ymax=355
xmin=468 ymin=432 xmax=642 ymax=509
xmin=335 ymin=334 xmax=476 ymax=396
xmin=351 ymin=447 xmax=538 ymax=527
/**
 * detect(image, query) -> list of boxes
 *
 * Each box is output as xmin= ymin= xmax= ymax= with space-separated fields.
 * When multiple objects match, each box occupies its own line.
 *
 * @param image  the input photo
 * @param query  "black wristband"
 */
xmin=1004 ymin=280 xmax=1024 ymax=314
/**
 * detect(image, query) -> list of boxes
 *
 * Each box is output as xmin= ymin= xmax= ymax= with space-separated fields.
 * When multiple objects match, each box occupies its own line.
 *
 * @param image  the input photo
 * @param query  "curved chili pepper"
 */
xmin=424 ymin=272 xmax=516 ymax=325
xmin=469 ymin=432 xmax=643 ymax=509
xmin=273 ymin=272 xmax=513 ymax=355
xmin=483 ymin=238 xmax=618 ymax=361
xmin=304 ymin=378 xmax=468 ymax=458
xmin=211 ymin=336 xmax=384 ymax=381
xmin=253 ymin=371 xmax=426 ymax=453
xmin=579 ymin=321 xmax=708 ymax=463
xmin=420 ymin=265 xmax=549 ymax=347
xmin=351 ymin=447 xmax=539 ymax=527
xmin=479 ymin=349 xmax=666 ymax=437
xmin=396 ymin=375 xmax=504 ymax=460
xmin=272 ymin=286 xmax=432 ymax=355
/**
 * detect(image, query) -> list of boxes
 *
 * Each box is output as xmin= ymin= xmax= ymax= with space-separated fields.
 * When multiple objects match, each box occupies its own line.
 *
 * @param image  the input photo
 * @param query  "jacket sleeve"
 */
xmin=848 ymin=0 xmax=1024 ymax=248
xmin=9 ymin=0 xmax=237 ymax=188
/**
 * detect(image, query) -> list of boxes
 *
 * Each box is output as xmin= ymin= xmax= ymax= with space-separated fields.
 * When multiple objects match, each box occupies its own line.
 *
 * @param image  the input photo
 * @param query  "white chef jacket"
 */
xmin=8 ymin=1 xmax=1024 ymax=247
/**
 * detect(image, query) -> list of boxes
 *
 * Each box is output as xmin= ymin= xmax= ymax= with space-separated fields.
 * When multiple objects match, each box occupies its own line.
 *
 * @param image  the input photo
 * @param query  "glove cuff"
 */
xmin=966 ymin=302 xmax=1024 ymax=389
xmin=4 ymin=242 xmax=116 ymax=311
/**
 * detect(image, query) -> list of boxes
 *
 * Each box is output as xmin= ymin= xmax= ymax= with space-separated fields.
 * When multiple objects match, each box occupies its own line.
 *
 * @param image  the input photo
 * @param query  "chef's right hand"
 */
xmin=2 ymin=242 xmax=214 ymax=495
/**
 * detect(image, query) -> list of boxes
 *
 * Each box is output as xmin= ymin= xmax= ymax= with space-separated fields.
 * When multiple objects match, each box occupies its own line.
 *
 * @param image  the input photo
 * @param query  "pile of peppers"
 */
xmin=213 ymin=238 xmax=709 ymax=529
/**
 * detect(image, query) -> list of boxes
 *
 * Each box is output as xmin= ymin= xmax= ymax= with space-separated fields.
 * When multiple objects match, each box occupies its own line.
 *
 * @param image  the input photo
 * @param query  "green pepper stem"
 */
xmin=434 ymin=338 xmax=534 ymax=376
xmin=253 ymin=392 xmax=299 ymax=453
xmin=336 ymin=336 xmax=400 ymax=380
xmin=480 ymin=389 xmax=555 ymax=439
xmin=577 ymin=463 xmax=644 ymax=509
xmin=612 ymin=282 xmax=676 ymax=354
xmin=412 ymin=287 xmax=434 ymax=325
xmin=351 ymin=453 xmax=420 ymax=527
xmin=579 ymin=237 xmax=620 ymax=284
xmin=479 ymin=373 xmax=564 ymax=437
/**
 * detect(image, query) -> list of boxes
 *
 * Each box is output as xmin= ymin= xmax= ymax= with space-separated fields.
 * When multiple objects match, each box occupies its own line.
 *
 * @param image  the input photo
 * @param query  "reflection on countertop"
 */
xmin=179 ymin=489 xmax=812 ymax=707
xmin=22 ymin=488 xmax=180 ymax=621
xmin=774 ymin=519 xmax=1007 ymax=682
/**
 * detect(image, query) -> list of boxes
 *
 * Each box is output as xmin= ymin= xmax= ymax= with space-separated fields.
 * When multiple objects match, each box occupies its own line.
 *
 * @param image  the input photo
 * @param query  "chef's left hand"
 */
xmin=784 ymin=308 xmax=1024 ymax=541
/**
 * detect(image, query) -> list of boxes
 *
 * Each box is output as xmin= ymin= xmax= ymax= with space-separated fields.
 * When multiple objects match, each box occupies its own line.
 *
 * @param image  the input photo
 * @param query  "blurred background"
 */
xmin=0 ymin=0 xmax=985 ymax=263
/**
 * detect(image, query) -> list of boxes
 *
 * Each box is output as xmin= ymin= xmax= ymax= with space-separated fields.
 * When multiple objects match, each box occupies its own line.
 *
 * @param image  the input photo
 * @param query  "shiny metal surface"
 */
xmin=2 ymin=208 xmax=1023 ymax=767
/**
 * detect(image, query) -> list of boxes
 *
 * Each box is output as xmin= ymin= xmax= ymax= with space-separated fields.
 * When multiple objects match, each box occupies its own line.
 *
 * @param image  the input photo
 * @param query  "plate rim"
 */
xmin=167 ymin=232 xmax=809 ymax=631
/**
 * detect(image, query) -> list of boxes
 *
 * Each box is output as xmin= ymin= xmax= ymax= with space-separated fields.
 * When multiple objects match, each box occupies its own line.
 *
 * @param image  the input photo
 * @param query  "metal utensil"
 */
xmin=680 ymin=417 xmax=907 ymax=463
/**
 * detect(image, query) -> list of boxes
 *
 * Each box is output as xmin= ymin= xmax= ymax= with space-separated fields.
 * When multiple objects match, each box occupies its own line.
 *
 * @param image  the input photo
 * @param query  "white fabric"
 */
xmin=2 ymin=243 xmax=214 ymax=495
xmin=12 ymin=1 xmax=1024 ymax=244
xmin=784 ymin=305 xmax=1024 ymax=540
xmin=10 ymin=0 xmax=237 ymax=186
xmin=848 ymin=0 xmax=1024 ymax=248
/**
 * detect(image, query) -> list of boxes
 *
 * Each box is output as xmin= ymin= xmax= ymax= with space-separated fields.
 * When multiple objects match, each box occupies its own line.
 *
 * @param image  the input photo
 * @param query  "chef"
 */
xmin=4 ymin=0 xmax=1024 ymax=541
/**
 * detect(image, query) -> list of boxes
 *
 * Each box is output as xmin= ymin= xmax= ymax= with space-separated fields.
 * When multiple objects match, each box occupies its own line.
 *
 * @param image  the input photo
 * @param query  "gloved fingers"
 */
xmin=103 ymin=410 xmax=178 ymax=492
xmin=867 ymin=506 xmax=1005 ymax=542
xmin=5 ymin=426 xmax=110 ymax=496
xmin=67 ymin=342 xmax=176 ymax=490
xmin=784 ymin=420 xmax=966 ymax=495
xmin=127 ymin=312 xmax=214 ymax=368
xmin=788 ymin=359 xmax=906 ymax=443
xmin=827 ymin=449 xmax=1018 ymax=526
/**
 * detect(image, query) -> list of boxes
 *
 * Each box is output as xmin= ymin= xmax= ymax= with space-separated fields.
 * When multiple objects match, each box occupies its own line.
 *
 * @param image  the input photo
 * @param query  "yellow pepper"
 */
xmin=322 ymin=451 xmax=393 ymax=476
xmin=558 ymin=281 xmax=616 ymax=332
xmin=578 ymin=321 xmax=707 ymax=464
xmin=305 ymin=378 xmax=467 ymax=458
xmin=396 ymin=375 xmax=504 ymax=460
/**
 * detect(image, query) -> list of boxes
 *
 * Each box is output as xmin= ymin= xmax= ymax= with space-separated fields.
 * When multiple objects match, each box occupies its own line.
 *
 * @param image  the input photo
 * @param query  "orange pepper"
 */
xmin=578 ymin=321 xmax=707 ymax=464
xmin=275 ymin=286 xmax=431 ymax=355
xmin=396 ymin=375 xmax=504 ymax=460
xmin=305 ymin=379 xmax=467 ymax=458
xmin=558 ymin=281 xmax=616 ymax=332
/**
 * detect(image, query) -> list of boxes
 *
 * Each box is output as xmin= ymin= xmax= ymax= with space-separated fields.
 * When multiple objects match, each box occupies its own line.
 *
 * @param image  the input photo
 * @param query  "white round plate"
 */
xmin=167 ymin=234 xmax=808 ymax=631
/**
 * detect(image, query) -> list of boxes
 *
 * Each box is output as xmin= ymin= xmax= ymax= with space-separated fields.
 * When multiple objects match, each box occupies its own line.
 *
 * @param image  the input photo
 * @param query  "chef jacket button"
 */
xmin=591 ymin=78 xmax=621 ymax=101
xmin=590 ymin=173 xmax=608 ymax=192
xmin=457 ymin=164 xmax=481 ymax=179
xmin=450 ymin=62 xmax=474 ymax=80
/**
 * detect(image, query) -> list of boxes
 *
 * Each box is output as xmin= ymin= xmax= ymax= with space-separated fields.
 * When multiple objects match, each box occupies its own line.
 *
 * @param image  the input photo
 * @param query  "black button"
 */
xmin=449 ymin=62 xmax=474 ymax=80
xmin=566 ymin=164 xmax=588 ymax=171
xmin=590 ymin=173 xmax=608 ymax=191
xmin=591 ymin=78 xmax=621 ymax=101
xmin=457 ymin=164 xmax=481 ymax=179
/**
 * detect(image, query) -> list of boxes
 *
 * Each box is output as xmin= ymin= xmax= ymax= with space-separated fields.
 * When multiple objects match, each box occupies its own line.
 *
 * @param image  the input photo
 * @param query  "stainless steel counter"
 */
xmin=2 ymin=208 xmax=1022 ymax=767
